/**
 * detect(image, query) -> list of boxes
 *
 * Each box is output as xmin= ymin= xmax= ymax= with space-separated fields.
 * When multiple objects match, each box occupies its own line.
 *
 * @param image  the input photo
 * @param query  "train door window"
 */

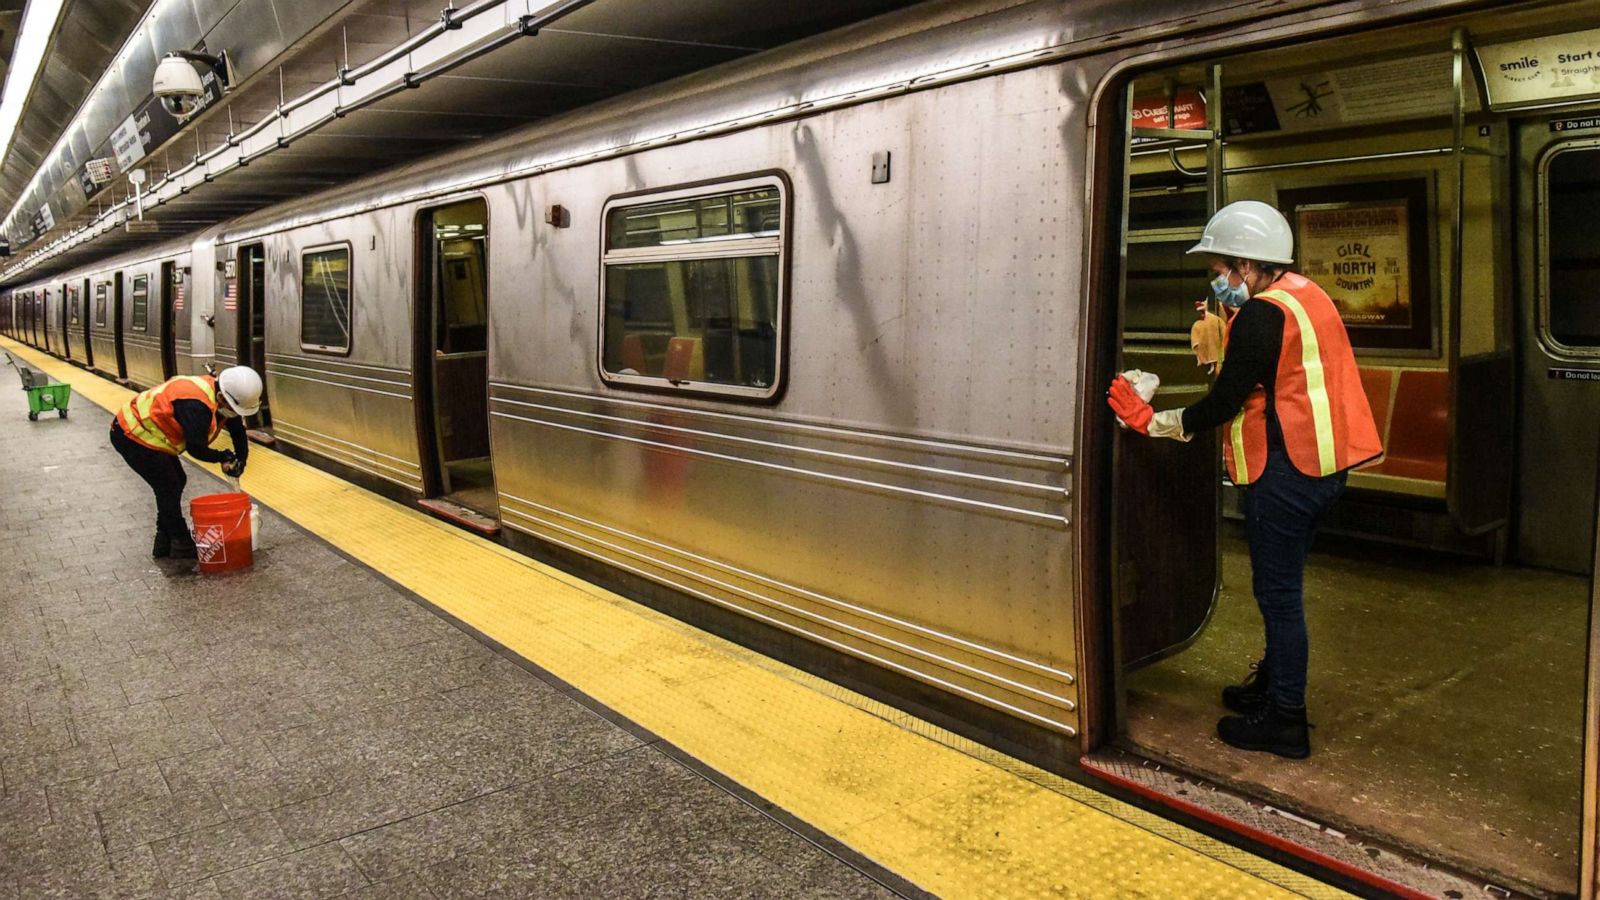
xmin=1542 ymin=146 xmax=1600 ymax=351
xmin=130 ymin=275 xmax=150 ymax=332
xmin=94 ymin=283 xmax=107 ymax=327
xmin=68 ymin=286 xmax=78 ymax=325
xmin=600 ymin=177 xmax=786 ymax=399
xmin=301 ymin=245 xmax=351 ymax=354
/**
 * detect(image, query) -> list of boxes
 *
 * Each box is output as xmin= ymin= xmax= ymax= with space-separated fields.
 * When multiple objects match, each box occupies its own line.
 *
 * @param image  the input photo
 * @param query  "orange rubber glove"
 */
xmin=1108 ymin=375 xmax=1154 ymax=434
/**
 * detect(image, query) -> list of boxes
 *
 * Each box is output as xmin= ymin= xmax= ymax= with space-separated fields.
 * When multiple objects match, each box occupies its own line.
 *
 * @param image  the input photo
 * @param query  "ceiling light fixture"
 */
xmin=0 ymin=0 xmax=69 ymax=172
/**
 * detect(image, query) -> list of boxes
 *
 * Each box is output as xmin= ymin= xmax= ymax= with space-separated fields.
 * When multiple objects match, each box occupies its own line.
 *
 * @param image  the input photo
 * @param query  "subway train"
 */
xmin=6 ymin=0 xmax=1600 ymax=895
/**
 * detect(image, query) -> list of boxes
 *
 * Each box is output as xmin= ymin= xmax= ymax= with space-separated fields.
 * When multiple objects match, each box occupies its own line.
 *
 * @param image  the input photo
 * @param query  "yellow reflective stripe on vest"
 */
xmin=1229 ymin=409 xmax=1250 ymax=483
xmin=121 ymin=376 xmax=216 ymax=454
xmin=1259 ymin=289 xmax=1338 ymax=476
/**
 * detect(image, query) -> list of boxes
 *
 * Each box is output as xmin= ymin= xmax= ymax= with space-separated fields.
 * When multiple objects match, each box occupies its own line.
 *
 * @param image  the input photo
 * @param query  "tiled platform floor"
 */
xmin=0 ymin=363 xmax=894 ymax=898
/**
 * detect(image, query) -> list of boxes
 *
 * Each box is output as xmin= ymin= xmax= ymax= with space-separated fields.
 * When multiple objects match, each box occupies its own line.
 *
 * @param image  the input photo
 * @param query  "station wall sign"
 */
xmin=29 ymin=204 xmax=55 ymax=241
xmin=1476 ymin=27 xmax=1600 ymax=111
xmin=88 ymin=68 xmax=226 ymax=193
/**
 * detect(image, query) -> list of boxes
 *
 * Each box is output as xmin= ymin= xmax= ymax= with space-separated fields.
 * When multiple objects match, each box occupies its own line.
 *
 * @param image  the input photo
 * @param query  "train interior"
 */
xmin=417 ymin=198 xmax=497 ymax=523
xmin=1106 ymin=5 xmax=1600 ymax=896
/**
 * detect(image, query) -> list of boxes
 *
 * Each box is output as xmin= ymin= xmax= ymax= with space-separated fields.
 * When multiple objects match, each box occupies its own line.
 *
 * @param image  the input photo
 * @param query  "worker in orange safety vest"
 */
xmin=1107 ymin=200 xmax=1382 ymax=759
xmin=110 ymin=367 xmax=262 ymax=559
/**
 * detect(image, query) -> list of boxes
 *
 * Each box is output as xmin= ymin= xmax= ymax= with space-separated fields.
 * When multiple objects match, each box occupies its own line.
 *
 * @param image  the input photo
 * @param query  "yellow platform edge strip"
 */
xmin=2 ymin=338 xmax=1344 ymax=899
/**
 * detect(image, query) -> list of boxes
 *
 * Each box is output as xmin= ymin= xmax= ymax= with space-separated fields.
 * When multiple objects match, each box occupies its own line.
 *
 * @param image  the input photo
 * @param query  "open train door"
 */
xmin=1111 ymin=71 xmax=1225 ymax=672
xmin=159 ymin=262 xmax=177 ymax=379
xmin=112 ymin=272 xmax=128 ymax=382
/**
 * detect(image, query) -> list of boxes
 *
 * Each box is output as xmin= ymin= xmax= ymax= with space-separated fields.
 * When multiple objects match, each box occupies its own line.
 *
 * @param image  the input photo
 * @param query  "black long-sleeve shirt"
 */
xmin=1181 ymin=300 xmax=1285 ymax=446
xmin=171 ymin=398 xmax=248 ymax=465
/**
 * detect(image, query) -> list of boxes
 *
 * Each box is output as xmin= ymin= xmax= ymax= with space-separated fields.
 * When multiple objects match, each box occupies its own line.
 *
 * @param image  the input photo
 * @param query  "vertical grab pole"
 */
xmin=1207 ymin=63 xmax=1225 ymax=215
xmin=1449 ymin=30 xmax=1467 ymax=374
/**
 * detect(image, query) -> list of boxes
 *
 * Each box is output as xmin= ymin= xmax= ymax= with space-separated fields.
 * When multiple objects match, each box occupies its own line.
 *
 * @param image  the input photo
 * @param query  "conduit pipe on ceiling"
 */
xmin=3 ymin=0 xmax=599 ymax=279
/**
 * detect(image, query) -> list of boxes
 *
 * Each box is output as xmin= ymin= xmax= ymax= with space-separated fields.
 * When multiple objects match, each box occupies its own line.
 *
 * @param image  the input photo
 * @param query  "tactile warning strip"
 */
xmin=2 ymin=338 xmax=1347 ymax=899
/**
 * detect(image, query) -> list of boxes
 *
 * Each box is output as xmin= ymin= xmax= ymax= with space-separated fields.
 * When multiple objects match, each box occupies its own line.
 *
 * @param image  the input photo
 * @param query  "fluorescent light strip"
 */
xmin=0 ymin=0 xmax=68 ymax=194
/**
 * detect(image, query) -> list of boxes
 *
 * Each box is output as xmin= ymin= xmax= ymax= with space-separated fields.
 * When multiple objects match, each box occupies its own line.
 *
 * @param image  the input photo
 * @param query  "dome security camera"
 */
xmin=153 ymin=51 xmax=229 ymax=121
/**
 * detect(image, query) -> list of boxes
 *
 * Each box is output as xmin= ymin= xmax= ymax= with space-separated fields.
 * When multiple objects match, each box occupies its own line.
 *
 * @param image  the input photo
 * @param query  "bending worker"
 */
xmin=1107 ymin=200 xmax=1382 ymax=759
xmin=110 ymin=367 xmax=262 ymax=558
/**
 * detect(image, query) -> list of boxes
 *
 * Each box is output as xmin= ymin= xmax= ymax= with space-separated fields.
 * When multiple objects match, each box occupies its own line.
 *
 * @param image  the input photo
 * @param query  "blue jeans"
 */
xmin=1241 ymin=452 xmax=1346 ymax=709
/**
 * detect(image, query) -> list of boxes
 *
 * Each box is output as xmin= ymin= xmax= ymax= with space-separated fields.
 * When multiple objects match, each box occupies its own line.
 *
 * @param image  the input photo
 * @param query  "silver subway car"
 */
xmin=11 ymin=0 xmax=1600 ymax=894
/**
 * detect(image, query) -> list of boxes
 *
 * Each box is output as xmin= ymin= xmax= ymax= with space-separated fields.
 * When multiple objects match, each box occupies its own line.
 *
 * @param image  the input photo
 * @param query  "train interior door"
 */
xmin=237 ymin=244 xmax=270 ymax=431
xmin=414 ymin=198 xmax=497 ymax=530
xmin=1091 ymin=7 xmax=1600 ymax=897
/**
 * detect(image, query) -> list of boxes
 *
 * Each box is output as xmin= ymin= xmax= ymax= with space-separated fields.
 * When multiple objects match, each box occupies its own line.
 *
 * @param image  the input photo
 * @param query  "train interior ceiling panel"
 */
xmin=6 ymin=0 xmax=1600 ymax=896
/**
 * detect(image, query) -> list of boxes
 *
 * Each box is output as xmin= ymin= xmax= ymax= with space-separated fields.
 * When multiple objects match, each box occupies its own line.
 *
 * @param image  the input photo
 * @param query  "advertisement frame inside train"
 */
xmin=1083 ymin=4 xmax=1600 ymax=897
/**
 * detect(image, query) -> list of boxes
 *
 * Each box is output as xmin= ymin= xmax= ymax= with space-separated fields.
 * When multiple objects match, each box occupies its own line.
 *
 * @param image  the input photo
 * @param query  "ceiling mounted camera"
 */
xmin=153 ymin=50 xmax=232 ymax=122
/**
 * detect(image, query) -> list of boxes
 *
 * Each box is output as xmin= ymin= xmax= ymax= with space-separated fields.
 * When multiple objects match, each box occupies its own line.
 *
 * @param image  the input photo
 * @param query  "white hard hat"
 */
xmin=1187 ymin=200 xmax=1295 ymax=265
xmin=216 ymin=366 xmax=263 ymax=417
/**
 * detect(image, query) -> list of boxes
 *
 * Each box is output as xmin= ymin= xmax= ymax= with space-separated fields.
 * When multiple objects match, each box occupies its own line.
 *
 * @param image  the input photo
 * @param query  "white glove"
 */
xmin=1120 ymin=369 xmax=1160 ymax=403
xmin=1148 ymin=408 xmax=1191 ymax=442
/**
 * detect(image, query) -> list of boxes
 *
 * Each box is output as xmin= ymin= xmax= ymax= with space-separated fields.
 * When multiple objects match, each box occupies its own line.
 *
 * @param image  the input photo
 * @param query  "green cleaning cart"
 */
xmin=4 ymin=353 xmax=70 ymax=420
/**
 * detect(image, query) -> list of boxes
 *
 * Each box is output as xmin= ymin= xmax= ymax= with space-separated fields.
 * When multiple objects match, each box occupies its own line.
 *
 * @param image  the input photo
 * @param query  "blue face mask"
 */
xmin=1211 ymin=272 xmax=1249 ymax=309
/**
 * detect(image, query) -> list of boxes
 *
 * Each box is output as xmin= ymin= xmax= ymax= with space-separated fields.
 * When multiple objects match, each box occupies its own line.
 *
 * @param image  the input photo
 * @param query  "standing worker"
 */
xmin=1107 ymin=200 xmax=1382 ymax=759
xmin=110 ymin=367 xmax=262 ymax=558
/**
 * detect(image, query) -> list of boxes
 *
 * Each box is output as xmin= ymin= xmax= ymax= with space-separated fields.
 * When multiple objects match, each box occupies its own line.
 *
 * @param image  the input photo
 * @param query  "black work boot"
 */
xmin=152 ymin=530 xmax=172 ymax=559
xmin=1217 ymin=704 xmax=1310 ymax=759
xmin=168 ymin=533 xmax=198 ymax=560
xmin=1222 ymin=661 xmax=1270 ymax=714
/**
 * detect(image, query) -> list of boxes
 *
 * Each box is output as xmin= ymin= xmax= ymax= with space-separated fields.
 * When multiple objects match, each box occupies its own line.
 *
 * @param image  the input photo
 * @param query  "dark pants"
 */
xmin=1241 ymin=451 xmax=1346 ymax=709
xmin=110 ymin=423 xmax=190 ymax=540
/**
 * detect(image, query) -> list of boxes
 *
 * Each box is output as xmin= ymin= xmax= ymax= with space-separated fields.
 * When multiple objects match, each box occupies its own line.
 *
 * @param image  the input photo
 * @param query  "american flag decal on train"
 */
xmin=174 ymin=282 xmax=185 ymax=311
xmin=223 ymin=279 xmax=237 ymax=312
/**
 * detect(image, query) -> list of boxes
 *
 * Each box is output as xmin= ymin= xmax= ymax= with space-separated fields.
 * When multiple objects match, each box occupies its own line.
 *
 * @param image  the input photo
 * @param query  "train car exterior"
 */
xmin=9 ymin=0 xmax=1600 ymax=894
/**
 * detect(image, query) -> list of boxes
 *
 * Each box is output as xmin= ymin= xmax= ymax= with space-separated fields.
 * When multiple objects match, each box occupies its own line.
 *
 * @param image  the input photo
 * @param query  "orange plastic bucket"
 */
xmin=190 ymin=492 xmax=254 ymax=574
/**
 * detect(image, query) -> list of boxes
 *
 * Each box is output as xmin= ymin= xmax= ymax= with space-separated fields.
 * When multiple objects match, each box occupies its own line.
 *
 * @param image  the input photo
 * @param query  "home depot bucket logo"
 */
xmin=196 ymin=525 xmax=226 ymax=564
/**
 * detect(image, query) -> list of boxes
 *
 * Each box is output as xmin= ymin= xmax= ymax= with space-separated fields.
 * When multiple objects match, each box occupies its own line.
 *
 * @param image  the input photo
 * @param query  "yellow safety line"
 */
xmin=2 ymin=337 xmax=1344 ymax=899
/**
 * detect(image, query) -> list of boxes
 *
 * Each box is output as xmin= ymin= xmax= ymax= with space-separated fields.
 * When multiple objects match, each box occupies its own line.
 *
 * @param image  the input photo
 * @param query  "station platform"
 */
xmin=0 ymin=337 xmax=1344 ymax=899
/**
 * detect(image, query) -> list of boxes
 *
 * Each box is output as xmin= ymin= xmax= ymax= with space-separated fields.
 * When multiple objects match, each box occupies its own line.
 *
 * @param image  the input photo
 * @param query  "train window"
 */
xmin=600 ymin=178 xmax=786 ymax=399
xmin=130 ymin=276 xmax=149 ymax=332
xmin=94 ymin=284 xmax=107 ymax=327
xmin=1544 ymin=146 xmax=1600 ymax=351
xmin=68 ymin=287 xmax=78 ymax=325
xmin=301 ymin=245 xmax=352 ymax=354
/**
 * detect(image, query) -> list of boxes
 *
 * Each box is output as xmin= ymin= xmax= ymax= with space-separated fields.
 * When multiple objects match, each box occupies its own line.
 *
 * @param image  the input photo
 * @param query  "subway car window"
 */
xmin=1544 ymin=146 xmax=1600 ymax=350
xmin=94 ymin=284 xmax=107 ymax=327
xmin=601 ymin=181 xmax=784 ymax=398
xmin=68 ymin=286 xmax=79 ymax=324
xmin=301 ymin=246 xmax=352 ymax=353
xmin=130 ymin=275 xmax=149 ymax=332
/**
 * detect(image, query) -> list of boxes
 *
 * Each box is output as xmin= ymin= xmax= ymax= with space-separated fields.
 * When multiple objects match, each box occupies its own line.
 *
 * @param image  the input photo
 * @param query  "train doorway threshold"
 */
xmin=1117 ymin=535 xmax=1586 ymax=898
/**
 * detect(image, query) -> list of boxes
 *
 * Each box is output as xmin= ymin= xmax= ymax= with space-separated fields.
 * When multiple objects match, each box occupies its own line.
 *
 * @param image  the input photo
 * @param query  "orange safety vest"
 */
xmin=116 ymin=375 xmax=223 ymax=456
xmin=1223 ymin=273 xmax=1383 ymax=485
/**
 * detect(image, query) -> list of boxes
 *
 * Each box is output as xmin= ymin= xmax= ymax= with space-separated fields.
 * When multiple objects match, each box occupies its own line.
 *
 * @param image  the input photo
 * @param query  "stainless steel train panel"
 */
xmin=259 ymin=208 xmax=425 ymax=493
xmin=42 ymin=285 xmax=61 ymax=356
xmin=118 ymin=260 xmax=166 ymax=391
xmin=66 ymin=281 xmax=90 ymax=365
xmin=88 ymin=276 xmax=119 ymax=380
xmin=484 ymin=62 xmax=1090 ymax=735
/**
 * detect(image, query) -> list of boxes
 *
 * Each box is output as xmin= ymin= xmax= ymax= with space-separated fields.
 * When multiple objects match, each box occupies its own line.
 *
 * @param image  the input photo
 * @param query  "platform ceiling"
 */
xmin=0 ymin=0 xmax=929 ymax=284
